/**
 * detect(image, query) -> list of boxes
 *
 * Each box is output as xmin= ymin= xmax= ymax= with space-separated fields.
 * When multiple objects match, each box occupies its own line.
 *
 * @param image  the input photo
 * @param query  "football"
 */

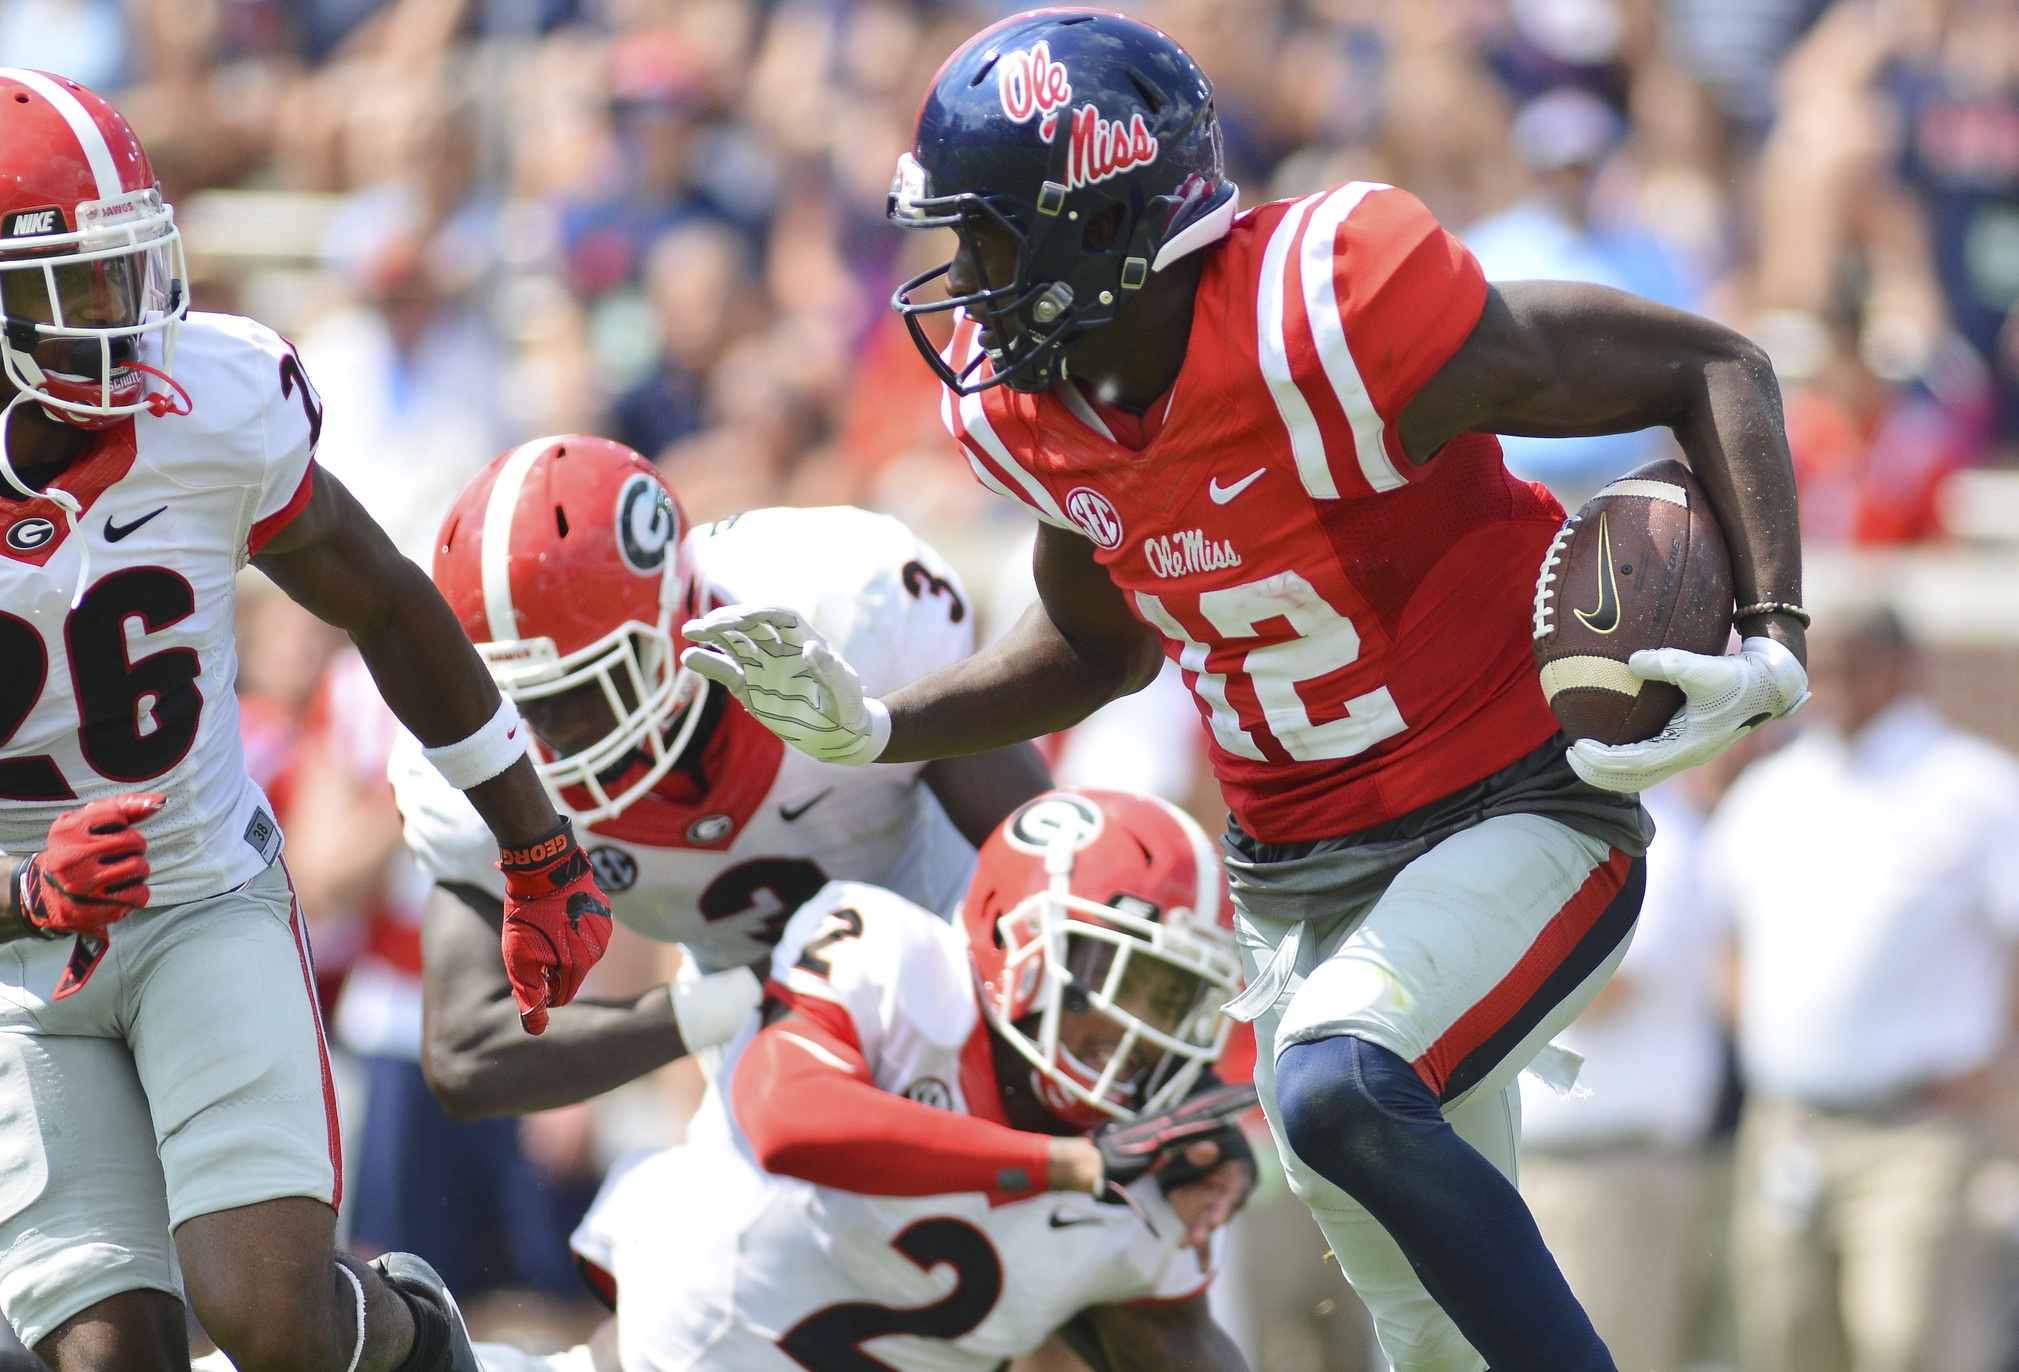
xmin=1531 ymin=458 xmax=1734 ymax=746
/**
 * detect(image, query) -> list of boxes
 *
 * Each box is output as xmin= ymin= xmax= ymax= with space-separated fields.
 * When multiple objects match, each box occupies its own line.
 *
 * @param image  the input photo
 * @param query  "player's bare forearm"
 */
xmin=921 ymin=744 xmax=1053 ymax=846
xmin=253 ymin=466 xmax=559 ymax=846
xmin=1402 ymin=281 xmax=1806 ymax=664
xmin=881 ymin=525 xmax=1163 ymax=763
xmin=1064 ymin=1296 xmax=1248 ymax=1372
xmin=419 ymin=884 xmax=685 ymax=1118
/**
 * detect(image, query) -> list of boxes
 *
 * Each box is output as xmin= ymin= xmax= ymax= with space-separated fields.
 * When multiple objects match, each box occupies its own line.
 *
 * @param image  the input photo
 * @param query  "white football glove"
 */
xmin=1567 ymin=636 xmax=1810 ymax=794
xmin=681 ymin=605 xmax=891 ymax=765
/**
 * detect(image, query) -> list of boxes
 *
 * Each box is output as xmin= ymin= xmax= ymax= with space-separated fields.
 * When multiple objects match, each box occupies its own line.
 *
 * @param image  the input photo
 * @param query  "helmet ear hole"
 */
xmin=1081 ymin=205 xmax=1125 ymax=254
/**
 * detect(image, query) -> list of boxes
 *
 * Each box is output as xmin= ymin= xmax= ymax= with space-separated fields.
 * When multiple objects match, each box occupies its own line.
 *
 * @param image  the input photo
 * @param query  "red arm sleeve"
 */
xmin=732 ymin=1010 xmax=1056 ymax=1199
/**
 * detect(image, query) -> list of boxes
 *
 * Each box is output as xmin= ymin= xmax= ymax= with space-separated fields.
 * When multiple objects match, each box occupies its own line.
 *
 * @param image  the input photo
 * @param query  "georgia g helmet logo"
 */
xmin=1005 ymin=794 xmax=1104 ymax=854
xmin=615 ymin=472 xmax=679 ymax=575
xmin=1064 ymin=487 xmax=1124 ymax=550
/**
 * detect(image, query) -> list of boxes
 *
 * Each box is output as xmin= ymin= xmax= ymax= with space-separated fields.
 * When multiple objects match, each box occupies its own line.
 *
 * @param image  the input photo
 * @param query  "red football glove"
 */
xmin=15 ymin=793 xmax=164 ymax=940
xmin=497 ymin=818 xmax=613 ymax=1035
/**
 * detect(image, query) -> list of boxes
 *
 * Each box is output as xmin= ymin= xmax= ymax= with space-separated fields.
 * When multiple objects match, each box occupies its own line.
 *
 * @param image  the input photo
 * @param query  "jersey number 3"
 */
xmin=780 ymin=1219 xmax=1003 ymax=1372
xmin=0 ymin=567 xmax=203 ymax=800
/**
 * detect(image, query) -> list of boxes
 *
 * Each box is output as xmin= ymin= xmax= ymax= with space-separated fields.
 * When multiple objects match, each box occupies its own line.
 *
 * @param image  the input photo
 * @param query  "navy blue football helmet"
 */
xmin=889 ymin=9 xmax=1237 ymax=395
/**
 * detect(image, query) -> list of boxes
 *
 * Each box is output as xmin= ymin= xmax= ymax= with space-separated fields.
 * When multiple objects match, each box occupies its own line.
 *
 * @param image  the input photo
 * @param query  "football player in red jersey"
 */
xmin=682 ymin=11 xmax=1808 ymax=1372
xmin=0 ymin=72 xmax=610 ymax=1372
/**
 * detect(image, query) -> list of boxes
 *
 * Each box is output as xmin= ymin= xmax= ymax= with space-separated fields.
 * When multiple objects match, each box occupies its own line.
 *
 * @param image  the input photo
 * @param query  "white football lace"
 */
xmin=1532 ymin=517 xmax=1577 ymax=641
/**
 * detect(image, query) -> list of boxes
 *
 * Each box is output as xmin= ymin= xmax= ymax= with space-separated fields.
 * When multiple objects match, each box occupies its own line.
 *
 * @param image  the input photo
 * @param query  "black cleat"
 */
xmin=370 ymin=1251 xmax=481 ymax=1372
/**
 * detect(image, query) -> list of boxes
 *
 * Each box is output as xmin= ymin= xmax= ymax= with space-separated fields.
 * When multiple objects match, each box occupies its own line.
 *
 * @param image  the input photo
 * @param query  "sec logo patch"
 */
xmin=587 ymin=845 xmax=638 ymax=893
xmin=1064 ymin=487 xmax=1123 ymax=550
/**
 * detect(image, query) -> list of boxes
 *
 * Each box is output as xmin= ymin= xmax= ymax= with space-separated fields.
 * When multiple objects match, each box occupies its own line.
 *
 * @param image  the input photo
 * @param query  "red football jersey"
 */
xmin=942 ymin=182 xmax=1565 ymax=843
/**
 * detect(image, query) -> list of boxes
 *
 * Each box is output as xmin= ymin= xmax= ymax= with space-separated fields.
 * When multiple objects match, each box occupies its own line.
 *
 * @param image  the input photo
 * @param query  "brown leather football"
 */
xmin=1531 ymin=458 xmax=1734 ymax=746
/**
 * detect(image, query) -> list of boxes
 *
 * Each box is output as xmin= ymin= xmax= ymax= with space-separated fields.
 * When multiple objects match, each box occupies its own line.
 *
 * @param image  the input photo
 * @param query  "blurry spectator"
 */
xmin=0 ymin=0 xmax=127 ymax=91
xmin=1519 ymin=774 xmax=1731 ymax=1372
xmin=1783 ymin=276 xmax=1988 ymax=544
xmin=302 ymin=194 xmax=515 ymax=559
xmin=1705 ymin=605 xmax=2019 ymax=1372
xmin=1464 ymin=87 xmax=1698 ymax=505
xmin=609 ymin=219 xmax=759 ymax=460
xmin=559 ymin=28 xmax=765 ymax=300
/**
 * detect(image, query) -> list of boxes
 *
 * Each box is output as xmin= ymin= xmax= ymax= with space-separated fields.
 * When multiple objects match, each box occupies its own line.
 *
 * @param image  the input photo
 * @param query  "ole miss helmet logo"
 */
xmin=995 ymin=40 xmax=1160 ymax=188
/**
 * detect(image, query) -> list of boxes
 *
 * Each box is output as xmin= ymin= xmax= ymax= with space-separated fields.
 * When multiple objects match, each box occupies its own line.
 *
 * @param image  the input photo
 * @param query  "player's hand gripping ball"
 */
xmin=497 ymin=818 xmax=614 ymax=1034
xmin=14 ymin=793 xmax=164 ymax=939
xmin=682 ymin=605 xmax=891 ymax=765
xmin=1532 ymin=458 xmax=1806 ymax=791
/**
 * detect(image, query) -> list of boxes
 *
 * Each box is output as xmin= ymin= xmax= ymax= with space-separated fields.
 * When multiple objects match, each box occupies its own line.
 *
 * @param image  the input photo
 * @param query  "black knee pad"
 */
xmin=1276 ymin=1034 xmax=1443 ymax=1187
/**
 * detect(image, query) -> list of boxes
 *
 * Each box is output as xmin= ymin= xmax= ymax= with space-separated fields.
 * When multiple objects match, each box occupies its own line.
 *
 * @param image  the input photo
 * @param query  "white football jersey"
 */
xmin=391 ymin=506 xmax=980 ymax=970
xmin=574 ymin=881 xmax=1216 ymax=1372
xmin=0 ymin=313 xmax=319 ymax=905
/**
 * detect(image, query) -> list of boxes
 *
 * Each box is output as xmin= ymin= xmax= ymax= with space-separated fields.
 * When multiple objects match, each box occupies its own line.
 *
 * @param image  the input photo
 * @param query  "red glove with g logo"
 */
xmin=497 ymin=818 xmax=614 ymax=1034
xmin=15 ymin=793 xmax=164 ymax=939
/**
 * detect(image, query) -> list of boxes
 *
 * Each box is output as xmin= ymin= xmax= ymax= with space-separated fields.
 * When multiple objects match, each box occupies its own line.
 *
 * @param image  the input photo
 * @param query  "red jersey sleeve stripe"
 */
xmin=248 ymin=463 xmax=315 ymax=555
xmin=1300 ymin=183 xmax=1406 ymax=494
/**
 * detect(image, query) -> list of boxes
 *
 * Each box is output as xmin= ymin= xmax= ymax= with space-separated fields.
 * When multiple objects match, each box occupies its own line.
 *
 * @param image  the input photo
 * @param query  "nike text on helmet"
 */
xmin=432 ymin=436 xmax=705 ymax=825
xmin=0 ymin=70 xmax=187 ymax=431
xmin=962 ymin=787 xmax=1241 ymax=1126
xmin=889 ymin=9 xmax=1237 ymax=396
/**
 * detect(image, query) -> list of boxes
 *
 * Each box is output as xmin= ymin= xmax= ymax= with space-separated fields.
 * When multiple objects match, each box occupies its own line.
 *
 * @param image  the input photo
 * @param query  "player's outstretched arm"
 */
xmin=1057 ymin=1296 xmax=1249 ymax=1372
xmin=419 ymin=884 xmax=686 ymax=1119
xmin=1400 ymin=281 xmax=1806 ymax=665
xmin=880 ymin=522 xmax=1165 ymax=763
xmin=255 ymin=465 xmax=613 ymax=1033
xmin=682 ymin=523 xmax=1162 ymax=766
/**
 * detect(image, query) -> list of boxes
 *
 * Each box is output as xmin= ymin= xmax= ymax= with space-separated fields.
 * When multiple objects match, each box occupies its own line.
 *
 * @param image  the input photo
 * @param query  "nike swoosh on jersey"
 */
xmin=780 ymin=788 xmax=834 ymax=822
xmin=1572 ymin=513 xmax=1621 ymax=635
xmin=1047 ymin=1210 xmax=1107 ymax=1229
xmin=1207 ymin=469 xmax=1266 ymax=504
xmin=104 ymin=506 xmax=166 ymax=542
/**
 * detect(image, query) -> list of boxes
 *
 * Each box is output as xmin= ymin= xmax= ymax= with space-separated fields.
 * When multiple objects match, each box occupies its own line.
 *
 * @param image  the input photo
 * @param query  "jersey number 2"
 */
xmin=0 ymin=567 xmax=203 ymax=800
xmin=779 ymin=1219 xmax=1004 ymax=1372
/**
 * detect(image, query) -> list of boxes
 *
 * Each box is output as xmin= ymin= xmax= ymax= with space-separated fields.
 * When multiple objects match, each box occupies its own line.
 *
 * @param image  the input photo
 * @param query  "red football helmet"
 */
xmin=964 ymin=788 xmax=1241 ymax=1126
xmin=433 ymin=436 xmax=705 ymax=823
xmin=0 ymin=70 xmax=186 ymax=436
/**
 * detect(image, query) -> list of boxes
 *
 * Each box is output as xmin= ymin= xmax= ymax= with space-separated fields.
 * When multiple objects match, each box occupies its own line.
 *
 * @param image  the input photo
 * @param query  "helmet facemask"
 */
xmin=0 ymin=188 xmax=187 ymax=429
xmin=479 ymin=566 xmax=706 ymax=825
xmin=984 ymin=823 xmax=1240 ymax=1123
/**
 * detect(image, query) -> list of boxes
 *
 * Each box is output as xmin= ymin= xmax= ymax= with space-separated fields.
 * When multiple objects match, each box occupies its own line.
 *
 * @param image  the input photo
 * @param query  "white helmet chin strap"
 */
xmin=0 ymin=389 xmax=87 ymax=606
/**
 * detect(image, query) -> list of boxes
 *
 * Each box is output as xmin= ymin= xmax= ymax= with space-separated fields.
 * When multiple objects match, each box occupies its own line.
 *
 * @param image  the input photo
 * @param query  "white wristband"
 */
xmin=422 ymin=696 xmax=528 ymax=790
xmin=831 ymin=698 xmax=892 ymax=767
xmin=670 ymin=957 xmax=764 ymax=1051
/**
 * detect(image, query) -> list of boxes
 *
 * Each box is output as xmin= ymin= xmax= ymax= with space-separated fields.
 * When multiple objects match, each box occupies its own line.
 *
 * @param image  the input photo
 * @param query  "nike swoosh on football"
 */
xmin=1572 ymin=512 xmax=1621 ymax=635
xmin=1048 ymin=1210 xmax=1106 ymax=1229
xmin=103 ymin=507 xmax=166 ymax=543
xmin=780 ymin=788 xmax=835 ymax=822
xmin=1207 ymin=469 xmax=1265 ymax=504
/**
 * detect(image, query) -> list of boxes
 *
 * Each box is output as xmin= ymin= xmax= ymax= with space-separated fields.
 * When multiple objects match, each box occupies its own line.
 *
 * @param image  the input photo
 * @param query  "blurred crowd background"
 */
xmin=21 ymin=0 xmax=2019 ymax=1368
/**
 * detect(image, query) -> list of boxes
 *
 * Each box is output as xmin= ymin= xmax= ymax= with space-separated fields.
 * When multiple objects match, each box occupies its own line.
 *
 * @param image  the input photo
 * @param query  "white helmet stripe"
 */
xmin=0 ymin=69 xmax=122 ymax=200
xmin=1146 ymin=792 xmax=1222 ymax=929
xmin=479 ymin=436 xmax=560 ymax=643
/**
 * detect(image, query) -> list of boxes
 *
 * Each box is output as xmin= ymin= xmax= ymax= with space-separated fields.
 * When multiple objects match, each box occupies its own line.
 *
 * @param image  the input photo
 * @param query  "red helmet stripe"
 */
xmin=0 ymin=69 xmax=121 ymax=199
xmin=479 ymin=436 xmax=556 ymax=643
